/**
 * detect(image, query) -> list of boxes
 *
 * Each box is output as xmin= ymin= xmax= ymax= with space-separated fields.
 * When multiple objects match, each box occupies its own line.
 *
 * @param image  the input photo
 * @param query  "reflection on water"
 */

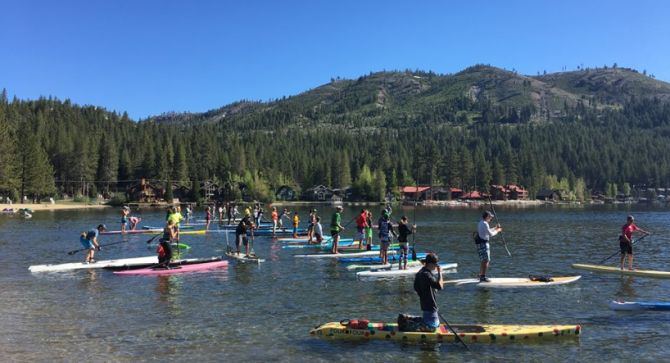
xmin=2 ymin=205 xmax=670 ymax=361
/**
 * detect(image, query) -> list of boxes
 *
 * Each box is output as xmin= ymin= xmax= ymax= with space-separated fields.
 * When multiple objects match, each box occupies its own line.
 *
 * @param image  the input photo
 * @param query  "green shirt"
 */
xmin=330 ymin=212 xmax=341 ymax=232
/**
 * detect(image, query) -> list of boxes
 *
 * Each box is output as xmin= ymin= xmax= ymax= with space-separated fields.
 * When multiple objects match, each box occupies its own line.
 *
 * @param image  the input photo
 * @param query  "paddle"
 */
xmin=487 ymin=196 xmax=512 ymax=257
xmin=438 ymin=311 xmax=469 ymax=350
xmin=67 ymin=239 xmax=127 ymax=255
xmin=146 ymin=232 xmax=162 ymax=244
xmin=411 ymin=184 xmax=418 ymax=261
xmin=599 ymin=234 xmax=650 ymax=264
xmin=225 ymin=229 xmax=232 ymax=254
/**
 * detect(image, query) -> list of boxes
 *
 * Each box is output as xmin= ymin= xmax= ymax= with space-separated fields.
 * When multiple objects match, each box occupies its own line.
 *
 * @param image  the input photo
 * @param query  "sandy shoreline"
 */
xmin=0 ymin=203 xmax=110 ymax=212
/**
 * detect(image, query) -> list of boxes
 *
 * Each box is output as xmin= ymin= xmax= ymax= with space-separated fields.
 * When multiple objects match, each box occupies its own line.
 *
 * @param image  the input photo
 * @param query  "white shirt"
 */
xmin=477 ymin=220 xmax=499 ymax=241
xmin=315 ymin=222 xmax=323 ymax=236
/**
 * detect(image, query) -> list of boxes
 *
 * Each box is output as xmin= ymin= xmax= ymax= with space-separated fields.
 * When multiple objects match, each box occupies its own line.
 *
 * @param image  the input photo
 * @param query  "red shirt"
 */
xmin=622 ymin=223 xmax=638 ymax=240
xmin=356 ymin=212 xmax=368 ymax=228
xmin=271 ymin=211 xmax=278 ymax=221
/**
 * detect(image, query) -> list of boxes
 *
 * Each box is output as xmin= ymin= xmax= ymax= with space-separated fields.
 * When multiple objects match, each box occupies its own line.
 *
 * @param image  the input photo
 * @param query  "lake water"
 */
xmin=2 ymin=204 xmax=669 ymax=362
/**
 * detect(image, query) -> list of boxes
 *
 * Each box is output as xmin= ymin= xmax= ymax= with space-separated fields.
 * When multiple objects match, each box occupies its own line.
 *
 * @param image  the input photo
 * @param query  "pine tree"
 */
xmin=173 ymin=142 xmax=189 ymax=185
xmin=0 ymin=103 xmax=19 ymax=195
xmin=373 ymin=169 xmax=387 ymax=202
xmin=22 ymin=135 xmax=56 ymax=199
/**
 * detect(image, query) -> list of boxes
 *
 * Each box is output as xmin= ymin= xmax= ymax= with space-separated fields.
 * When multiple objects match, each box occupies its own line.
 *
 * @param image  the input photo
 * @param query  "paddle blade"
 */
xmin=67 ymin=250 xmax=78 ymax=255
xmin=411 ymin=247 xmax=417 ymax=261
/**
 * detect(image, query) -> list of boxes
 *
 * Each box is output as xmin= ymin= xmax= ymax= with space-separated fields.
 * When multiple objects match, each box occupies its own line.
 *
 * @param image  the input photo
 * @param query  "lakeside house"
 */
xmin=126 ymin=179 xmax=163 ymax=203
xmin=490 ymin=184 xmax=529 ymax=200
xmin=536 ymin=189 xmax=562 ymax=202
xmin=275 ymin=185 xmax=297 ymax=201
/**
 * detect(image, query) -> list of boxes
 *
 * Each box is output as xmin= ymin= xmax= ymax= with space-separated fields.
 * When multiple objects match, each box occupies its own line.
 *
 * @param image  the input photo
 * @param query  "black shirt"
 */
xmin=236 ymin=216 xmax=253 ymax=235
xmin=398 ymin=223 xmax=412 ymax=242
xmin=414 ymin=266 xmax=442 ymax=312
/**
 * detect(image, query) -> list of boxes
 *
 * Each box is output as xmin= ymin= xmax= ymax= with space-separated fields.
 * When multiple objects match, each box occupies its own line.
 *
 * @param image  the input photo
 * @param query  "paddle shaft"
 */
xmin=438 ymin=312 xmax=469 ymax=350
xmin=412 ymin=184 xmax=418 ymax=261
xmin=146 ymin=232 xmax=162 ymax=244
xmin=67 ymin=239 xmax=127 ymax=255
xmin=600 ymin=234 xmax=649 ymax=264
xmin=488 ymin=197 xmax=512 ymax=257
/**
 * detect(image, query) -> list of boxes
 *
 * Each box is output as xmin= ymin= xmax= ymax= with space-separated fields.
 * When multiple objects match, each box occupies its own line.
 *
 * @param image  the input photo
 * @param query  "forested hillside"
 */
xmin=1 ymin=65 xmax=670 ymax=203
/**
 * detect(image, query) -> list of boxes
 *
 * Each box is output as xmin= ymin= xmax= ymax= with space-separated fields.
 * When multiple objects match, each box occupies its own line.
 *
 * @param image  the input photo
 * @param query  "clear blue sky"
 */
xmin=1 ymin=0 xmax=668 ymax=120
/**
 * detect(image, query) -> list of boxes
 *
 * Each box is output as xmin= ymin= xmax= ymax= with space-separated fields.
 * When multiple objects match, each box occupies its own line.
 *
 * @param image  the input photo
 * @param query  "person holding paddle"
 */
xmin=476 ymin=211 xmax=502 ymax=282
xmin=157 ymin=220 xmax=177 ymax=268
xmin=235 ymin=211 xmax=256 ymax=257
xmin=330 ymin=205 xmax=345 ymax=254
xmin=413 ymin=253 xmax=444 ymax=331
xmin=378 ymin=210 xmax=397 ymax=265
xmin=620 ymin=215 xmax=651 ymax=271
xmin=397 ymin=216 xmax=416 ymax=270
xmin=79 ymin=224 xmax=106 ymax=264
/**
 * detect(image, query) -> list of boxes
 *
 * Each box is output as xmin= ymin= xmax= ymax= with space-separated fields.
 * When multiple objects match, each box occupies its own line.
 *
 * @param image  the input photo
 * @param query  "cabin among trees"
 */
xmin=400 ymin=186 xmax=431 ymax=201
xmin=489 ymin=184 xmax=529 ymax=200
xmin=536 ymin=189 xmax=562 ymax=202
xmin=275 ymin=185 xmax=297 ymax=201
xmin=127 ymin=179 xmax=163 ymax=203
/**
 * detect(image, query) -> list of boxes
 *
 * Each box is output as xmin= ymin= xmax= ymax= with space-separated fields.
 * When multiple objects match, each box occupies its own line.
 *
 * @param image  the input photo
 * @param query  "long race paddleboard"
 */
xmin=310 ymin=321 xmax=581 ymax=343
xmin=224 ymin=251 xmax=265 ymax=263
xmin=294 ymin=250 xmax=398 ymax=259
xmin=346 ymin=259 xmax=423 ymax=271
xmin=30 ymin=256 xmax=159 ymax=273
xmin=357 ymin=263 xmax=457 ymax=278
xmin=572 ymin=264 xmax=670 ymax=279
xmin=338 ymin=253 xmax=427 ymax=264
xmin=113 ymin=260 xmax=229 ymax=276
xmin=446 ymin=276 xmax=581 ymax=288
xmin=609 ymin=301 xmax=670 ymax=311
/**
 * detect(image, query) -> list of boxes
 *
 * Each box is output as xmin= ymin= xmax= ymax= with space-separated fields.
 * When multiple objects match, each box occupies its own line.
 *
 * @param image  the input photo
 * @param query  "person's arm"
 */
xmin=428 ymin=269 xmax=444 ymax=290
xmin=92 ymin=236 xmax=100 ymax=249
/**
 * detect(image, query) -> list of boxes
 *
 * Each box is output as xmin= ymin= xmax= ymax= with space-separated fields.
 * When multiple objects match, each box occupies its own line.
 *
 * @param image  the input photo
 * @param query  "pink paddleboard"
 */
xmin=113 ymin=260 xmax=229 ymax=276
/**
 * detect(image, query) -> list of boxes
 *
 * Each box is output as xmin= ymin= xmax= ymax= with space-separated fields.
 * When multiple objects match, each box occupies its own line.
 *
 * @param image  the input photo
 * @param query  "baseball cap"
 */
xmin=97 ymin=224 xmax=107 ymax=231
xmin=420 ymin=253 xmax=439 ymax=264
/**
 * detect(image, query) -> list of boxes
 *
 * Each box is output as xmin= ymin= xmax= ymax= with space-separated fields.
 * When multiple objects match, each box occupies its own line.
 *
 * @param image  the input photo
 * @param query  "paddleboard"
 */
xmin=282 ymin=239 xmax=358 ymax=249
xmin=338 ymin=253 xmax=427 ymax=264
xmin=357 ymin=263 xmax=457 ymax=278
xmin=572 ymin=264 xmax=670 ymax=279
xmin=294 ymin=250 xmax=398 ymax=259
xmin=224 ymin=251 xmax=265 ymax=263
xmin=447 ymin=276 xmax=581 ymax=288
xmin=310 ymin=321 xmax=581 ymax=343
xmin=101 ymin=229 xmax=161 ymax=235
xmin=142 ymin=225 xmax=196 ymax=230
xmin=113 ymin=260 xmax=229 ymax=276
xmin=346 ymin=259 xmax=423 ymax=271
xmin=609 ymin=301 xmax=670 ymax=311
xmin=29 ymin=256 xmax=158 ymax=273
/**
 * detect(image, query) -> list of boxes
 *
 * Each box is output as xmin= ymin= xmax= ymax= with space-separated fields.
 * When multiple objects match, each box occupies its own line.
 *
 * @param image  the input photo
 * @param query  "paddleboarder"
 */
xmin=330 ymin=206 xmax=345 ymax=254
xmin=378 ymin=211 xmax=397 ymax=265
xmin=205 ymin=206 xmax=212 ymax=230
xmin=413 ymin=253 xmax=444 ymax=332
xmin=121 ymin=206 xmax=130 ymax=233
xmin=292 ymin=211 xmax=300 ymax=238
xmin=365 ymin=210 xmax=373 ymax=250
xmin=158 ymin=220 xmax=177 ymax=268
xmin=271 ymin=207 xmax=279 ymax=236
xmin=129 ymin=216 xmax=141 ymax=230
xmin=80 ymin=224 xmax=106 ymax=264
xmin=620 ymin=215 xmax=650 ymax=271
xmin=355 ymin=209 xmax=368 ymax=249
xmin=476 ymin=211 xmax=502 ymax=282
xmin=397 ymin=216 xmax=416 ymax=270
xmin=313 ymin=216 xmax=324 ymax=244
xmin=235 ymin=211 xmax=256 ymax=257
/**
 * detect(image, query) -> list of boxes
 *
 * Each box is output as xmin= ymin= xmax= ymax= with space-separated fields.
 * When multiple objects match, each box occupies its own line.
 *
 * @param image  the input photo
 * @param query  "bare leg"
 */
xmin=480 ymin=260 xmax=489 ymax=277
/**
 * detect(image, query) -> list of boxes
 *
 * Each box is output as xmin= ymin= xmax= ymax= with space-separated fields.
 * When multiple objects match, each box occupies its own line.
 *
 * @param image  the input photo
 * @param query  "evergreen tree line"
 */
xmin=1 ymin=89 xmax=669 ymax=203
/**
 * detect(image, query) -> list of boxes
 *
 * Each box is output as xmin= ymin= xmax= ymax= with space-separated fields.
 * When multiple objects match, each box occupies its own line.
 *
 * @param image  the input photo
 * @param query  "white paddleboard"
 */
xmin=294 ymin=250 xmax=397 ymax=259
xmin=346 ymin=260 xmax=422 ymax=271
xmin=357 ymin=263 xmax=458 ymax=278
xmin=447 ymin=276 xmax=582 ymax=288
xmin=29 ymin=256 xmax=158 ymax=273
xmin=224 ymin=251 xmax=265 ymax=263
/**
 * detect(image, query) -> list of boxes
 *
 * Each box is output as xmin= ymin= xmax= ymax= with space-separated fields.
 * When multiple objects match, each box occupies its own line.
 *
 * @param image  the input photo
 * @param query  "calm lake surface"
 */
xmin=2 ymin=204 xmax=669 ymax=362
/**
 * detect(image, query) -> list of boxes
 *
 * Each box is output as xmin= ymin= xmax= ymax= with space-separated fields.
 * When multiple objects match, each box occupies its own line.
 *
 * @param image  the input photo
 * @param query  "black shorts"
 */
xmin=330 ymin=230 xmax=339 ymax=237
xmin=620 ymin=240 xmax=633 ymax=255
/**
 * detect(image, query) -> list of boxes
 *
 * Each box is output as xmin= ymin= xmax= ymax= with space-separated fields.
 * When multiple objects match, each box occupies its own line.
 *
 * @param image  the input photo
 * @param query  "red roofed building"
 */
xmin=490 ymin=184 xmax=529 ymax=200
xmin=461 ymin=191 xmax=485 ymax=200
xmin=401 ymin=186 xmax=431 ymax=201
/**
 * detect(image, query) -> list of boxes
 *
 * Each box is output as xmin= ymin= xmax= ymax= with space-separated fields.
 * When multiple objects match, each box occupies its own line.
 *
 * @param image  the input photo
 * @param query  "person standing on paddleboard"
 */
xmin=271 ymin=207 xmax=279 ymax=236
xmin=620 ymin=215 xmax=650 ymax=271
xmin=397 ymin=216 xmax=416 ymax=270
xmin=355 ymin=209 xmax=368 ymax=249
xmin=80 ymin=224 xmax=106 ymax=264
xmin=158 ymin=220 xmax=177 ymax=268
xmin=235 ymin=211 xmax=256 ymax=257
xmin=314 ymin=216 xmax=324 ymax=244
xmin=330 ymin=206 xmax=345 ymax=254
xmin=292 ymin=211 xmax=300 ymax=238
xmin=476 ymin=211 xmax=502 ymax=282
xmin=413 ymin=253 xmax=444 ymax=332
xmin=378 ymin=211 xmax=397 ymax=265
xmin=205 ymin=206 xmax=212 ymax=230
xmin=121 ymin=206 xmax=130 ymax=233
xmin=365 ymin=210 xmax=373 ymax=250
